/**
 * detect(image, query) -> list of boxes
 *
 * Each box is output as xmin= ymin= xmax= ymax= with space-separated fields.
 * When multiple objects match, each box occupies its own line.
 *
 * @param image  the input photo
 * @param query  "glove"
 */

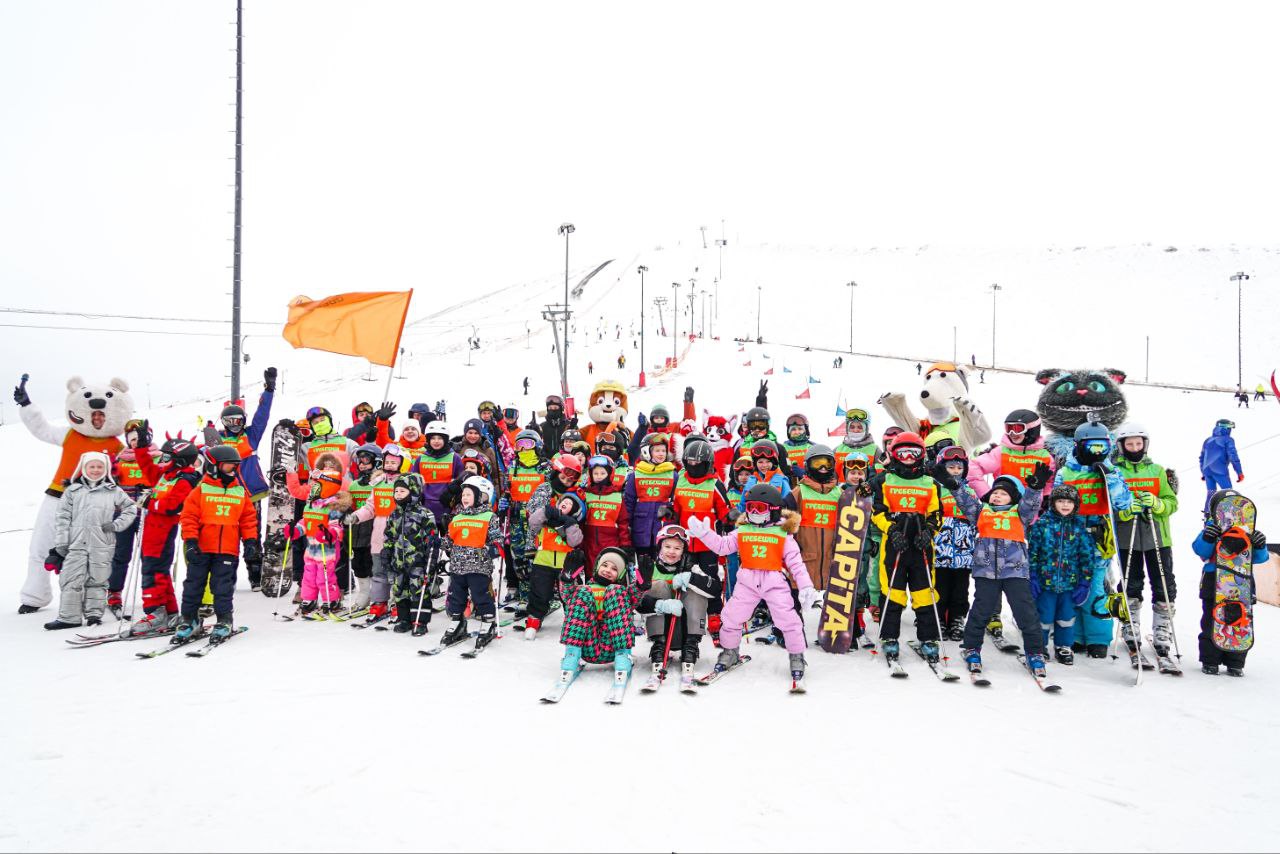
xmin=558 ymin=567 xmax=580 ymax=585
xmin=671 ymin=571 xmax=692 ymax=591
xmin=361 ymin=412 xmax=376 ymax=430
xmin=726 ymin=508 xmax=742 ymax=524
xmin=683 ymin=386 xmax=694 ymax=403
xmin=1201 ymin=524 xmax=1222 ymax=544
xmin=656 ymin=505 xmax=675 ymax=523
xmin=932 ymin=467 xmax=960 ymax=491
xmin=686 ymin=515 xmax=713 ymax=539
xmin=497 ymin=495 xmax=510 ymax=513
xmin=435 ymin=400 xmax=447 ymax=419
xmin=1251 ymin=530 xmax=1267 ymax=550
xmin=101 ymin=522 xmax=115 ymax=534
xmin=889 ymin=527 xmax=909 ymax=551
xmin=276 ymin=418 xmax=298 ymax=433
xmin=637 ymin=412 xmax=648 ymax=430
xmin=1024 ymin=461 xmax=1051 ymax=492
xmin=13 ymin=374 xmax=31 ymax=407
xmin=654 ymin=599 xmax=683 ymax=616
xmin=1071 ymin=579 xmax=1091 ymax=606
xmin=758 ymin=379 xmax=769 ymax=399
xmin=315 ymin=526 xmax=335 ymax=545
xmin=43 ymin=550 xmax=63 ymax=574
xmin=133 ymin=418 xmax=150 ymax=445
xmin=183 ymin=539 xmax=201 ymax=563
xmin=798 ymin=587 xmax=820 ymax=609
xmin=1237 ymin=473 xmax=1245 ymax=483
xmin=376 ymin=401 xmax=397 ymax=421
xmin=243 ymin=539 xmax=262 ymax=564
xmin=912 ymin=526 xmax=933 ymax=549
xmin=1029 ymin=577 xmax=1042 ymax=599
xmin=263 ymin=366 xmax=277 ymax=392
xmin=542 ymin=506 xmax=566 ymax=527
xmin=342 ymin=512 xmax=359 ymax=526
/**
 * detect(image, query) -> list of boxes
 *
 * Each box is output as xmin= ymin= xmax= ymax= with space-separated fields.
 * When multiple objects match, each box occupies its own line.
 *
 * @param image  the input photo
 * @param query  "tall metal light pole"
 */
xmin=557 ymin=223 xmax=575 ymax=397
xmin=687 ymin=289 xmax=696 ymax=339
xmin=989 ymin=283 xmax=1003 ymax=368
xmin=671 ymin=282 xmax=681 ymax=365
xmin=1231 ymin=271 xmax=1250 ymax=391
xmin=756 ymin=285 xmax=762 ymax=342
xmin=637 ymin=265 xmax=648 ymax=387
xmin=845 ymin=281 xmax=857 ymax=353
xmin=715 ymin=238 xmax=727 ymax=319
xmin=229 ymin=0 xmax=244 ymax=403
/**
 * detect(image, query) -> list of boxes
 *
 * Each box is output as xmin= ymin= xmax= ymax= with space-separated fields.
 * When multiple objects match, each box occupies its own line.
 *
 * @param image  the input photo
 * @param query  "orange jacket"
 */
xmin=180 ymin=474 xmax=259 ymax=555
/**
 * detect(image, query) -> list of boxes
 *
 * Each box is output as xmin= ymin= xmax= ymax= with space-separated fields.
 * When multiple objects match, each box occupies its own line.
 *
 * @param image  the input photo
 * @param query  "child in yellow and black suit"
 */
xmin=869 ymin=432 xmax=942 ymax=665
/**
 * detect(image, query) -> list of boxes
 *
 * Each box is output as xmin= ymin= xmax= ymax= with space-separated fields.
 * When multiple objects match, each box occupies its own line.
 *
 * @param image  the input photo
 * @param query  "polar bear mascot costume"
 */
xmin=13 ymin=374 xmax=135 ymax=613
xmin=878 ymin=362 xmax=992 ymax=452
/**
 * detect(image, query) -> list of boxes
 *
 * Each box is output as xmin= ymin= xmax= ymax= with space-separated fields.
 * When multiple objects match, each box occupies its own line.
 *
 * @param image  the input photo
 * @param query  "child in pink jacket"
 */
xmin=967 ymin=410 xmax=1056 ymax=500
xmin=686 ymin=482 xmax=818 ymax=691
xmin=289 ymin=465 xmax=352 ymax=615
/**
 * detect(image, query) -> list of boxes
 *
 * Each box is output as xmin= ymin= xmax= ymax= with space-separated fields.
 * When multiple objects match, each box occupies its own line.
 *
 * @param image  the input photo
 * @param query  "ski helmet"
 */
xmin=514 ymin=429 xmax=544 ymax=452
xmin=882 ymin=425 xmax=904 ymax=443
xmin=552 ymin=453 xmax=583 ymax=479
xmin=353 ymin=443 xmax=383 ymax=468
xmin=655 ymin=523 xmax=690 ymax=549
xmin=1216 ymin=418 xmax=1235 ymax=432
xmin=842 ymin=451 xmax=872 ymax=473
xmin=640 ymin=432 xmax=670 ymax=463
xmin=649 ymin=404 xmax=671 ymax=425
xmin=561 ymin=428 xmax=583 ymax=448
xmin=803 ymin=444 xmax=836 ymax=481
xmin=682 ymin=437 xmax=715 ymax=477
xmin=1003 ymin=409 xmax=1041 ymax=447
xmin=502 ymin=404 xmax=520 ymax=422
xmin=844 ymin=407 xmax=870 ymax=440
xmin=731 ymin=457 xmax=755 ymax=480
xmin=889 ymin=431 xmax=925 ymax=464
xmin=785 ymin=413 xmax=810 ymax=439
xmin=545 ymin=394 xmax=565 ymax=412
xmin=750 ymin=438 xmax=780 ymax=462
xmin=742 ymin=482 xmax=784 ymax=525
xmin=459 ymin=447 xmax=491 ymax=477
xmin=935 ymin=444 xmax=969 ymax=480
xmin=1115 ymin=422 xmax=1149 ymax=462
xmin=310 ymin=469 xmax=343 ymax=500
xmin=1073 ymin=419 xmax=1112 ymax=464
xmin=477 ymin=400 xmax=499 ymax=417
xmin=557 ymin=491 xmax=588 ymax=523
xmin=220 ymin=404 xmax=247 ymax=434
xmin=305 ymin=407 xmax=333 ymax=432
xmin=595 ymin=431 xmax=622 ymax=454
xmin=744 ymin=407 xmax=770 ymax=432
xmin=587 ymin=454 xmax=614 ymax=477
xmin=424 ymin=421 xmax=450 ymax=442
xmin=159 ymin=436 xmax=199 ymax=468
xmin=461 ymin=475 xmax=494 ymax=507
xmin=207 ymin=444 xmax=242 ymax=467
xmin=381 ymin=443 xmax=408 ymax=472
xmin=568 ymin=440 xmax=591 ymax=461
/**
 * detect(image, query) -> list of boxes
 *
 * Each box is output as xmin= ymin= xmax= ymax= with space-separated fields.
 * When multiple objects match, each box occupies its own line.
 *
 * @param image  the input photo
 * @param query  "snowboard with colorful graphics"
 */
xmin=1210 ymin=492 xmax=1257 ymax=653
xmin=817 ymin=491 xmax=874 ymax=654
xmin=260 ymin=422 xmax=300 ymax=598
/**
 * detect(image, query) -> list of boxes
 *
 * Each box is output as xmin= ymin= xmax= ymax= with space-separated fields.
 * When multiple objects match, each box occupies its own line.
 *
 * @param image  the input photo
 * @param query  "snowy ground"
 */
xmin=2 ymin=246 xmax=1279 ymax=852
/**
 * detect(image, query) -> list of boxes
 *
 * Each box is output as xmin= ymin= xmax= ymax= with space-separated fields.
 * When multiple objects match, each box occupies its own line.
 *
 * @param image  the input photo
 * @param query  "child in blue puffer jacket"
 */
xmin=1028 ymin=483 xmax=1099 ymax=665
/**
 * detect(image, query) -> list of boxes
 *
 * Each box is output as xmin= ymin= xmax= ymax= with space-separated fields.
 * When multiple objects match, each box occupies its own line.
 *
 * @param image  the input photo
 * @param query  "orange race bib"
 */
xmin=977 ymin=507 xmax=1025 ymax=541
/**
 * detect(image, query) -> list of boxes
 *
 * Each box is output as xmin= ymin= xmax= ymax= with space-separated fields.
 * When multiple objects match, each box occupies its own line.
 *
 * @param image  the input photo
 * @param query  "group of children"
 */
xmin=37 ymin=375 xmax=1267 ymax=682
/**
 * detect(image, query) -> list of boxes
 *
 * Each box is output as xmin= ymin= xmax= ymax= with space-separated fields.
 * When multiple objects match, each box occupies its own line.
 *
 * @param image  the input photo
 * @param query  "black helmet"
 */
xmin=160 ymin=437 xmax=199 ymax=468
xmin=221 ymin=404 xmax=247 ymax=420
xmin=743 ymin=482 xmax=784 ymax=524
xmin=207 ymin=444 xmax=242 ymax=466
xmin=682 ymin=437 xmax=714 ymax=475
xmin=745 ymin=407 xmax=770 ymax=430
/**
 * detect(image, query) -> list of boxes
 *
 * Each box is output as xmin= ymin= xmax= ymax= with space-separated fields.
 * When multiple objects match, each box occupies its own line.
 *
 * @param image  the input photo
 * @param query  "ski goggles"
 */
xmin=354 ymin=405 xmax=374 ymax=417
xmin=1217 ymin=419 xmax=1236 ymax=430
xmin=750 ymin=445 xmax=778 ymax=460
xmin=503 ymin=407 xmax=519 ymax=420
xmin=587 ymin=455 xmax=613 ymax=471
xmin=222 ymin=415 xmax=246 ymax=429
xmin=844 ymin=408 xmax=869 ymax=424
xmin=656 ymin=524 xmax=689 ymax=546
xmin=1082 ymin=440 xmax=1110 ymax=456
xmin=744 ymin=500 xmax=773 ymax=517
xmin=843 ymin=456 xmax=870 ymax=471
xmin=747 ymin=419 xmax=769 ymax=432
xmin=937 ymin=446 xmax=968 ymax=464
xmin=477 ymin=401 xmax=498 ymax=415
xmin=787 ymin=425 xmax=807 ymax=436
xmin=514 ymin=437 xmax=538 ymax=451
xmin=892 ymin=446 xmax=924 ymax=463
xmin=808 ymin=457 xmax=834 ymax=474
xmin=1004 ymin=419 xmax=1039 ymax=437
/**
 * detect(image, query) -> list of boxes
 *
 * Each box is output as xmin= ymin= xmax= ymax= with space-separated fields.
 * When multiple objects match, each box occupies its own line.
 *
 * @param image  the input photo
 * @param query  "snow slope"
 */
xmin=1 ymin=245 xmax=1278 ymax=853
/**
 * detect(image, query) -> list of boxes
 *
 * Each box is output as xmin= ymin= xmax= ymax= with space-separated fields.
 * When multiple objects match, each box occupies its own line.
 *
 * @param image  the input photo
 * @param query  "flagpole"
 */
xmin=382 ymin=362 xmax=395 ymax=407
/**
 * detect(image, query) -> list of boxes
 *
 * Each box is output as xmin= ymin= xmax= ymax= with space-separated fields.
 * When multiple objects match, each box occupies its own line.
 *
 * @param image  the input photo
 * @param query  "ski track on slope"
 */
xmin=1 ymin=245 xmax=1278 ymax=852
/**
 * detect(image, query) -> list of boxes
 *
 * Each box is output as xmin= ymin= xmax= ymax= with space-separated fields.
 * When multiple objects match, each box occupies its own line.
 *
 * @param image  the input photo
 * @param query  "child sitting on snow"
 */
xmin=635 ymin=524 xmax=720 ymax=690
xmin=551 ymin=547 xmax=642 ymax=695
xmin=43 ymin=451 xmax=138 ymax=630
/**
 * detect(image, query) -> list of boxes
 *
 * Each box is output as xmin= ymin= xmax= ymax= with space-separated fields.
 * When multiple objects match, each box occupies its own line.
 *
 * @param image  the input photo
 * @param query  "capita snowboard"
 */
xmin=260 ymin=422 xmax=301 ymax=598
xmin=817 ymin=491 xmax=873 ymax=654
xmin=1210 ymin=491 xmax=1257 ymax=654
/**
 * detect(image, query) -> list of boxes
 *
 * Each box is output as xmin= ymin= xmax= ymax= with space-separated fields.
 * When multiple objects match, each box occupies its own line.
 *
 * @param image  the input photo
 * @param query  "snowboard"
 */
xmin=817 ymin=492 xmax=873 ymax=654
xmin=260 ymin=422 xmax=301 ymax=598
xmin=1210 ymin=492 xmax=1257 ymax=653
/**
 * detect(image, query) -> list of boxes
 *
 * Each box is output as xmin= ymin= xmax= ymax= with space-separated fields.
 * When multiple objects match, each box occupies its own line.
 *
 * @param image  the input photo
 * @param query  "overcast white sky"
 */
xmin=1 ymin=1 xmax=1277 ymax=408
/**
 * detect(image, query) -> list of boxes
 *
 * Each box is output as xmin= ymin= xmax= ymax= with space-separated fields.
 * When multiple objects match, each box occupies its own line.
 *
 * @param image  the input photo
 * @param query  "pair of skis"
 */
xmin=540 ymin=666 xmax=633 ymax=704
xmin=135 ymin=627 xmax=249 ymax=659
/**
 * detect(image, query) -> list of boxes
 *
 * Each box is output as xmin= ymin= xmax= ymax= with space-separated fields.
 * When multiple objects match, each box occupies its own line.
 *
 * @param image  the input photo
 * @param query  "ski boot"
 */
xmin=1201 ymin=664 xmax=1220 ymax=675
xmin=131 ymin=610 xmax=173 ymax=637
xmin=679 ymin=662 xmax=696 ymax=692
xmin=299 ymin=600 xmax=318 ymax=617
xmin=1026 ymin=653 xmax=1048 ymax=678
xmin=920 ymin=640 xmax=940 ymax=664
xmin=1054 ymin=646 xmax=1074 ymax=666
xmin=946 ymin=618 xmax=965 ymax=642
xmin=881 ymin=639 xmax=900 ymax=662
xmin=789 ymin=653 xmax=807 ymax=692
xmin=707 ymin=613 xmax=722 ymax=647
xmin=1226 ymin=667 xmax=1245 ymax=678
xmin=107 ymin=591 xmax=123 ymax=619
xmin=210 ymin=620 xmax=233 ymax=643
xmin=367 ymin=601 xmax=388 ymax=619
xmin=173 ymin=618 xmax=201 ymax=643
xmin=712 ymin=647 xmax=740 ymax=674
xmin=1127 ymin=641 xmax=1154 ymax=671
xmin=963 ymin=648 xmax=983 ymax=674
xmin=43 ymin=619 xmax=80 ymax=631
xmin=86 ymin=616 xmax=102 ymax=627
xmin=523 ymin=616 xmax=542 ymax=641
xmin=440 ymin=616 xmax=470 ymax=646
xmin=410 ymin=617 xmax=432 ymax=638
xmin=473 ymin=617 xmax=497 ymax=650
xmin=1086 ymin=644 xmax=1108 ymax=659
xmin=1072 ymin=641 xmax=1087 ymax=654
xmin=18 ymin=604 xmax=41 ymax=615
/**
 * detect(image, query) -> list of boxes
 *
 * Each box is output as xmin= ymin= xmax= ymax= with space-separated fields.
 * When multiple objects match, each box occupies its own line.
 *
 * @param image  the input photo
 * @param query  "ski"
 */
xmin=1145 ymin=635 xmax=1183 ymax=676
xmin=417 ymin=631 xmax=479 ymax=657
xmin=1016 ymin=653 xmax=1063 ymax=692
xmin=876 ymin=645 xmax=908 ymax=678
xmin=907 ymin=641 xmax=960 ymax=682
xmin=540 ymin=666 xmax=585 ymax=703
xmin=459 ymin=629 xmax=499 ymax=659
xmin=604 ymin=669 xmax=632 ymax=704
xmin=696 ymin=654 xmax=752 ymax=686
xmin=136 ymin=630 xmax=207 ymax=659
xmin=987 ymin=628 xmax=1021 ymax=654
xmin=1128 ymin=644 xmax=1156 ymax=672
xmin=68 ymin=628 xmax=175 ymax=647
xmin=968 ymin=670 xmax=992 ymax=687
xmin=352 ymin=613 xmax=391 ymax=630
xmin=185 ymin=626 xmax=249 ymax=657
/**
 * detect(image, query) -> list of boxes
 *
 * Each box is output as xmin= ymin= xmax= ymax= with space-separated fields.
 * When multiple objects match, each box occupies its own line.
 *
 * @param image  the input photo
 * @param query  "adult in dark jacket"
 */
xmin=533 ymin=394 xmax=571 ymax=454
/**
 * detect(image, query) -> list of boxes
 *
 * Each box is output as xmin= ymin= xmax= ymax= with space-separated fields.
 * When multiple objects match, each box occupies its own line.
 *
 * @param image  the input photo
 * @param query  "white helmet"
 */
xmin=462 ymin=475 xmax=494 ymax=506
xmin=424 ymin=420 xmax=450 ymax=440
xmin=1114 ymin=422 xmax=1148 ymax=441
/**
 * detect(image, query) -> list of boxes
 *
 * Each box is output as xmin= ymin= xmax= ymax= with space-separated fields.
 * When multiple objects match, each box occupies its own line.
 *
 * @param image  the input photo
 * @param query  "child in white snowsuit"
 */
xmin=43 ymin=452 xmax=138 ymax=630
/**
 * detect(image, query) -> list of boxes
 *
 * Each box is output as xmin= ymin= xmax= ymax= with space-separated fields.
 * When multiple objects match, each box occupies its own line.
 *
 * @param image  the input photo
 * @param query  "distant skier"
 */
xmin=1199 ymin=419 xmax=1244 ymax=509
xmin=1255 ymin=383 xmax=1267 ymax=402
xmin=523 ymin=377 xmax=529 ymax=396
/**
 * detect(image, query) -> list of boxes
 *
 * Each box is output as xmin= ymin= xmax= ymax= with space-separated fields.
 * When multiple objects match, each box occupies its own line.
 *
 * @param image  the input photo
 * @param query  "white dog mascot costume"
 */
xmin=878 ymin=362 xmax=992 ymax=452
xmin=13 ymin=375 xmax=134 ymax=613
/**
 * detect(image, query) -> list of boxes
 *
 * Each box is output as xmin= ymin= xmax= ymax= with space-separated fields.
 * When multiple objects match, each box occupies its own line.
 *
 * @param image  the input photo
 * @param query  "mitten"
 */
xmin=654 ymin=599 xmax=683 ymax=616
xmin=43 ymin=550 xmax=63 ymax=573
xmin=671 ymin=571 xmax=692 ymax=590
xmin=1071 ymin=579 xmax=1091 ymax=607
xmin=183 ymin=540 xmax=201 ymax=563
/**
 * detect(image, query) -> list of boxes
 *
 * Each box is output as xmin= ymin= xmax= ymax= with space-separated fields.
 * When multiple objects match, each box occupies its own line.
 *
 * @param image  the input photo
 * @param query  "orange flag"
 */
xmin=795 ymin=388 xmax=811 ymax=399
xmin=282 ymin=290 xmax=413 ymax=367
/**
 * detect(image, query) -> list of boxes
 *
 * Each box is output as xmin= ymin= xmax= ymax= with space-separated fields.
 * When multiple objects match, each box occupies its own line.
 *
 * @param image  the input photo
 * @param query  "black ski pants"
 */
xmin=1118 ymin=547 xmax=1175 ymax=602
xmin=878 ymin=545 xmax=940 ymax=642
xmin=1199 ymin=573 xmax=1248 ymax=669
xmin=963 ymin=577 xmax=1044 ymax=656
xmin=935 ymin=565 xmax=971 ymax=627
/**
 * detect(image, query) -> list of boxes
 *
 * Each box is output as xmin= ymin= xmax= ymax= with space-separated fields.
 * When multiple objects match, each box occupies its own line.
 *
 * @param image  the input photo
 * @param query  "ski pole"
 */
xmin=319 ymin=540 xmax=332 ymax=613
xmin=923 ymin=545 xmax=951 ymax=667
xmin=878 ymin=548 xmax=905 ymax=654
xmin=1145 ymin=509 xmax=1182 ymax=661
xmin=658 ymin=589 xmax=680 ymax=682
